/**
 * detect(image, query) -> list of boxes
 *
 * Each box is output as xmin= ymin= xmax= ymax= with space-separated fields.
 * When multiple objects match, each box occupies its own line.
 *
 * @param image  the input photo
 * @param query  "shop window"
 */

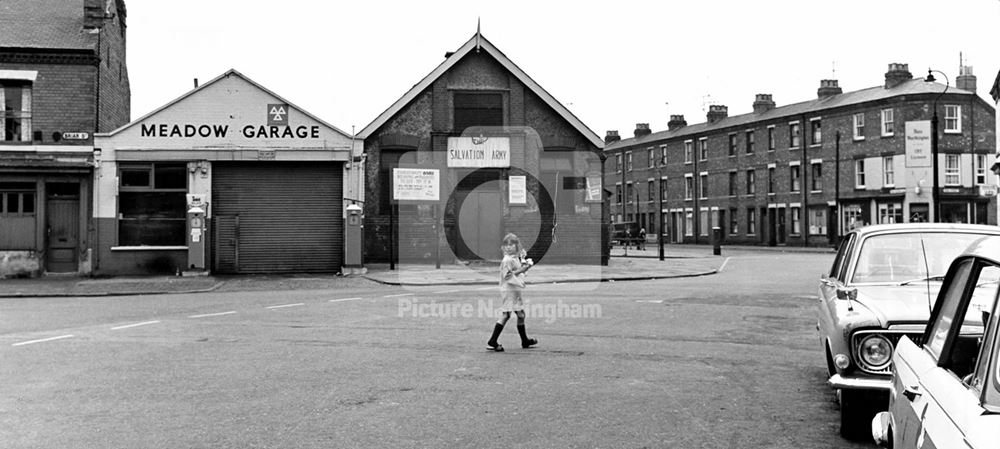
xmin=453 ymin=93 xmax=502 ymax=133
xmin=0 ymin=182 xmax=35 ymax=214
xmin=877 ymin=202 xmax=903 ymax=224
xmin=843 ymin=204 xmax=864 ymax=232
xmin=1 ymin=82 xmax=32 ymax=142
xmin=118 ymin=163 xmax=187 ymax=246
xmin=808 ymin=208 xmax=827 ymax=235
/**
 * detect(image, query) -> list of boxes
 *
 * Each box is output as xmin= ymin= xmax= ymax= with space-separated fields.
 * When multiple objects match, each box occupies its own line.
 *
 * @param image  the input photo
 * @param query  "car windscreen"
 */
xmin=850 ymin=232 xmax=991 ymax=285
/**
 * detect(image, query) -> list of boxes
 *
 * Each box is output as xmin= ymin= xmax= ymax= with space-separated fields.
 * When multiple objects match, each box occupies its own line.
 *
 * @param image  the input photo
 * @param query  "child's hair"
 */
xmin=501 ymin=233 xmax=521 ymax=255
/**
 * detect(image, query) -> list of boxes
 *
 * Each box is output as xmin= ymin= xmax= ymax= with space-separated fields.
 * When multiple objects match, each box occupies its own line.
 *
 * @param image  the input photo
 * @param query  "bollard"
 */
xmin=712 ymin=227 xmax=722 ymax=256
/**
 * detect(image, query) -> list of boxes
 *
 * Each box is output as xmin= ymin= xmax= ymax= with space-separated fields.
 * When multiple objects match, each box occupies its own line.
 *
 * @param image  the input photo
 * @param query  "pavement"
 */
xmin=0 ymin=244 xmax=833 ymax=297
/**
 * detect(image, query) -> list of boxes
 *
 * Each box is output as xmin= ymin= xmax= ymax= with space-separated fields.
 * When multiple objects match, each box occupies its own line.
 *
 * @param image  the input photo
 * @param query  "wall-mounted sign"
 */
xmin=139 ymin=123 xmax=320 ymax=139
xmin=258 ymin=150 xmax=276 ymax=160
xmin=62 ymin=132 xmax=89 ymax=140
xmin=585 ymin=173 xmax=602 ymax=203
xmin=267 ymin=103 xmax=289 ymax=126
xmin=393 ymin=168 xmax=439 ymax=201
xmin=979 ymin=185 xmax=998 ymax=197
xmin=508 ymin=175 xmax=526 ymax=204
xmin=905 ymin=121 xmax=932 ymax=167
xmin=447 ymin=136 xmax=510 ymax=168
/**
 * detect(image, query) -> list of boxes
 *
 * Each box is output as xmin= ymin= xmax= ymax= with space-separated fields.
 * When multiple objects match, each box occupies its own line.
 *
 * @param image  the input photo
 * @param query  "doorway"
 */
xmin=776 ymin=207 xmax=786 ymax=244
xmin=45 ymin=183 xmax=80 ymax=273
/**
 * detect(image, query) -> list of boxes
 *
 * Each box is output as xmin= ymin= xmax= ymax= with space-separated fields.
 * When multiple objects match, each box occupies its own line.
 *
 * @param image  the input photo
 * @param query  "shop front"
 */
xmin=93 ymin=70 xmax=358 ymax=275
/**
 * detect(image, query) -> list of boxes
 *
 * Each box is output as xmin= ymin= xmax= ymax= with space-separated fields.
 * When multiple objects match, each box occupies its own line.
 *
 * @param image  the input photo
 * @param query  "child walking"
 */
xmin=486 ymin=233 xmax=538 ymax=352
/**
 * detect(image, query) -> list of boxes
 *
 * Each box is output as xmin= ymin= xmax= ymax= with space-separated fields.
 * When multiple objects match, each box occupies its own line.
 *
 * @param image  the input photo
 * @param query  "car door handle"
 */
xmin=903 ymin=385 xmax=922 ymax=401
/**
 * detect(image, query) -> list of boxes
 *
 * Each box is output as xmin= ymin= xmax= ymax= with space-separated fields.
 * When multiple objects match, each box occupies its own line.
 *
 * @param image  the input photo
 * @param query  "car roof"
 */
xmin=848 ymin=223 xmax=1000 ymax=238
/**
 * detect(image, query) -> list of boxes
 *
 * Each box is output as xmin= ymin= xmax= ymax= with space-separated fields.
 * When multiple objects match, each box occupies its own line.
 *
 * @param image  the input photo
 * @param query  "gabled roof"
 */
xmin=359 ymin=32 xmax=604 ymax=149
xmin=0 ymin=0 xmax=96 ymax=50
xmin=991 ymin=69 xmax=1000 ymax=103
xmin=100 ymin=68 xmax=352 ymax=139
xmin=606 ymin=78 xmax=981 ymax=151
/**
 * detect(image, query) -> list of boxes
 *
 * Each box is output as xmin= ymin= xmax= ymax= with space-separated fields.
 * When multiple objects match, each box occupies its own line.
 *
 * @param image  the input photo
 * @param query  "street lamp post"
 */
xmin=925 ymin=69 xmax=949 ymax=222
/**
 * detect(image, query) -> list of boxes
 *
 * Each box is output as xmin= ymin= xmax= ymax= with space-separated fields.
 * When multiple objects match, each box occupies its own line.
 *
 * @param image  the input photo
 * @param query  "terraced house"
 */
xmin=606 ymin=63 xmax=997 ymax=247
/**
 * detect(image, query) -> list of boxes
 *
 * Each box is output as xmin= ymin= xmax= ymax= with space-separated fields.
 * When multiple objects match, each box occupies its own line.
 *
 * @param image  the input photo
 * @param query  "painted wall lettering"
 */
xmin=141 ymin=123 xmax=229 ymax=138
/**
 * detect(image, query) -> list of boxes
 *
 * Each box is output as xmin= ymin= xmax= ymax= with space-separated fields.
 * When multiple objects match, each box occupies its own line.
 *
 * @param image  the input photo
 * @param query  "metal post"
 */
xmin=931 ymin=111 xmax=939 ymax=222
xmin=658 ymin=176 xmax=664 ymax=261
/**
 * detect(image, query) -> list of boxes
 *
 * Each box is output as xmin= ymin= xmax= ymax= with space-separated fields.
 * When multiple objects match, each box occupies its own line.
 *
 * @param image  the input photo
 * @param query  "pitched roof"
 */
xmin=991 ymin=69 xmax=1000 ymax=103
xmin=606 ymin=78 xmax=979 ymax=151
xmin=359 ymin=32 xmax=604 ymax=149
xmin=0 ymin=0 xmax=96 ymax=50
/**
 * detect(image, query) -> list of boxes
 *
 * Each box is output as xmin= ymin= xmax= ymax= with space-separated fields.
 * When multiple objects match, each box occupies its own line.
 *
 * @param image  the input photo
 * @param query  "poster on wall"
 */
xmin=393 ymin=168 xmax=439 ymax=202
xmin=508 ymin=175 xmax=527 ymax=204
xmin=585 ymin=172 xmax=602 ymax=203
xmin=905 ymin=121 xmax=932 ymax=167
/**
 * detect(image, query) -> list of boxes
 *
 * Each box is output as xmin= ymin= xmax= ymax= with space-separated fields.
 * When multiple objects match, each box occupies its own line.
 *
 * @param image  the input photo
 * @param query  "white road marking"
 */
xmin=383 ymin=293 xmax=414 ymax=298
xmin=718 ymin=257 xmax=732 ymax=272
xmin=189 ymin=311 xmax=236 ymax=318
xmin=329 ymin=297 xmax=362 ymax=302
xmin=266 ymin=303 xmax=305 ymax=309
xmin=12 ymin=334 xmax=75 ymax=347
xmin=111 ymin=320 xmax=160 ymax=330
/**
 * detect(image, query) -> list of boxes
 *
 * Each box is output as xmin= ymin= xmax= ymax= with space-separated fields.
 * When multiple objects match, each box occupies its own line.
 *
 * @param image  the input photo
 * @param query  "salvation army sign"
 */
xmin=905 ymin=121 xmax=932 ymax=167
xmin=447 ymin=137 xmax=510 ymax=168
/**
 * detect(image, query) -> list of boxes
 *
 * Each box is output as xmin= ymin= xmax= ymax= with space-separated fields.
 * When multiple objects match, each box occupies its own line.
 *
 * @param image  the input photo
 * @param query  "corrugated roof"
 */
xmin=606 ymin=78 xmax=977 ymax=151
xmin=0 ymin=0 xmax=95 ymax=50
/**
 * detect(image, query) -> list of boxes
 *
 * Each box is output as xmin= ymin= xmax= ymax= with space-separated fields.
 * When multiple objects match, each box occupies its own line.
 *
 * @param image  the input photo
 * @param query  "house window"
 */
xmin=789 ymin=122 xmax=801 ymax=148
xmin=810 ymin=119 xmax=821 ymax=145
xmin=626 ymin=182 xmax=634 ymax=203
xmin=855 ymin=159 xmax=866 ymax=188
xmin=684 ymin=140 xmax=693 ymax=163
xmin=944 ymin=105 xmax=961 ymax=133
xmin=0 ymin=182 xmax=35 ymax=215
xmin=699 ymin=173 xmax=708 ymax=199
xmin=729 ymin=208 xmax=738 ymax=234
xmin=808 ymin=208 xmax=827 ymax=235
xmin=746 ymin=169 xmax=756 ymax=195
xmin=747 ymin=208 xmax=757 ymax=235
xmin=660 ymin=145 xmax=668 ymax=165
xmin=453 ymin=92 xmax=502 ymax=132
xmin=746 ymin=130 xmax=755 ymax=154
xmin=648 ymin=148 xmax=655 ymax=168
xmin=728 ymin=171 xmax=738 ymax=196
xmin=945 ymin=154 xmax=960 ymax=185
xmin=647 ymin=180 xmax=655 ymax=202
xmin=684 ymin=175 xmax=693 ymax=200
xmin=615 ymin=184 xmax=622 ymax=204
xmin=615 ymin=154 xmax=622 ymax=172
xmin=811 ymin=162 xmax=822 ymax=191
xmin=881 ymin=108 xmax=894 ymax=136
xmin=791 ymin=207 xmax=801 ymax=234
xmin=767 ymin=167 xmax=775 ymax=194
xmin=659 ymin=177 xmax=668 ymax=200
xmin=728 ymin=134 xmax=737 ymax=157
xmin=118 ymin=163 xmax=187 ymax=246
xmin=0 ymin=82 xmax=32 ymax=142
xmin=685 ymin=211 xmax=693 ymax=236
xmin=699 ymin=209 xmax=709 ymax=236
xmin=698 ymin=138 xmax=708 ymax=161
xmin=626 ymin=152 xmax=633 ymax=171
xmin=878 ymin=202 xmax=903 ymax=224
xmin=883 ymin=156 xmax=895 ymax=186
xmin=790 ymin=164 xmax=801 ymax=192
xmin=976 ymin=154 xmax=987 ymax=185
xmin=767 ymin=126 xmax=775 ymax=151
xmin=853 ymin=113 xmax=865 ymax=140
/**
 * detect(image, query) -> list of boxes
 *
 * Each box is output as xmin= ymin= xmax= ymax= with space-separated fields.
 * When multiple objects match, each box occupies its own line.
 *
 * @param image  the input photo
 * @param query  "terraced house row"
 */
xmin=605 ymin=63 xmax=998 ymax=247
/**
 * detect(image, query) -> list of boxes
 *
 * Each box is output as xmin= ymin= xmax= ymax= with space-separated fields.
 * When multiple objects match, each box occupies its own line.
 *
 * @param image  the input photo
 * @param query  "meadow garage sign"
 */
xmin=140 ymin=123 xmax=321 ymax=139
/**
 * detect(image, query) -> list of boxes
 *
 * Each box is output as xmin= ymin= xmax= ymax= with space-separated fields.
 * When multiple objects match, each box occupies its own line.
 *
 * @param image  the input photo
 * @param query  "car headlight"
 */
xmin=858 ymin=334 xmax=893 ymax=369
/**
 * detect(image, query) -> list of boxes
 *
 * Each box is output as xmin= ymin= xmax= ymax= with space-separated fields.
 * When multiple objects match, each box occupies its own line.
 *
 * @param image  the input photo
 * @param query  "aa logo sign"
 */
xmin=267 ymin=103 xmax=289 ymax=126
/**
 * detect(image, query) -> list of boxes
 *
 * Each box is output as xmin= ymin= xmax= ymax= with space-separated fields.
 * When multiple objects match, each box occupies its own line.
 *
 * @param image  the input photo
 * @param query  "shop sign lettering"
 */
xmin=139 ymin=123 xmax=321 ymax=139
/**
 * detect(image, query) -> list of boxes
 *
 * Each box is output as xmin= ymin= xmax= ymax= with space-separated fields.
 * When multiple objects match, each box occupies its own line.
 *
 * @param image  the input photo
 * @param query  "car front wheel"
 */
xmin=839 ymin=389 xmax=877 ymax=440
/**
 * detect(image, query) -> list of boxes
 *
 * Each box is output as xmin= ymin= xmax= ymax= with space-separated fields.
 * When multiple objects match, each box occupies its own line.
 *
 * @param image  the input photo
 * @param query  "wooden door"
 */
xmin=45 ymin=184 xmax=79 ymax=273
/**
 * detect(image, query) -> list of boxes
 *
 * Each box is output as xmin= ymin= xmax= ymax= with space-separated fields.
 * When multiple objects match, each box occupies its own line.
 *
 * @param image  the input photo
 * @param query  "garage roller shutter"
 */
xmin=212 ymin=162 xmax=343 ymax=273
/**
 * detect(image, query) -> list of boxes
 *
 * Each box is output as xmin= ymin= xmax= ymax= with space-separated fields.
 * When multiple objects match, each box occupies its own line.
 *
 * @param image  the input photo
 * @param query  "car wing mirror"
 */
xmin=836 ymin=287 xmax=857 ymax=301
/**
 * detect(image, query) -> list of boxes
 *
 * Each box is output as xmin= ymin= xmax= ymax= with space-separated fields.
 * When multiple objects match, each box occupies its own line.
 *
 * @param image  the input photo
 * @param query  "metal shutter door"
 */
xmin=212 ymin=162 xmax=343 ymax=274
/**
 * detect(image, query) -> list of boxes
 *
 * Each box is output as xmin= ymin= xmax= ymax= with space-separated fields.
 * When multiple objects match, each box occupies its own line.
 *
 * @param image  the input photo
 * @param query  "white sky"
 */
xmin=127 ymin=0 xmax=1000 ymax=140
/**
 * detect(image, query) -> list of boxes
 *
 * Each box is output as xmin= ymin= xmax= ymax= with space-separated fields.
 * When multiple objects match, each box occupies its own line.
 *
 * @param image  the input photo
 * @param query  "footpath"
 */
xmin=0 ymin=244 xmax=832 ymax=297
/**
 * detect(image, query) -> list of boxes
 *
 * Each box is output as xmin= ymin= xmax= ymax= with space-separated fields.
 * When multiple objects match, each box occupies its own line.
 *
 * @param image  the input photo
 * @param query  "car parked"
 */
xmin=872 ymin=236 xmax=1000 ymax=448
xmin=816 ymin=223 xmax=1000 ymax=439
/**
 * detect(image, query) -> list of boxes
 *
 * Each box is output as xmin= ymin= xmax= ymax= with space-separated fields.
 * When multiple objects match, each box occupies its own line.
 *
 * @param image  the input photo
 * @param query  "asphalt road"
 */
xmin=0 ymin=250 xmax=875 ymax=448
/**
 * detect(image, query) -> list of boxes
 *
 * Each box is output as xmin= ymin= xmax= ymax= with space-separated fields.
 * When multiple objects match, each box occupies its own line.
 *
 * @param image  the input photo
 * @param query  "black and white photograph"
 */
xmin=2 ymin=0 xmax=1000 ymax=447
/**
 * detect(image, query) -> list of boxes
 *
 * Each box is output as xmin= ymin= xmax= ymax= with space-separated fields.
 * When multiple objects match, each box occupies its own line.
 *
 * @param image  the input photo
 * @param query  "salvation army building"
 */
xmin=93 ymin=70 xmax=358 ymax=275
xmin=359 ymin=32 xmax=608 ymax=265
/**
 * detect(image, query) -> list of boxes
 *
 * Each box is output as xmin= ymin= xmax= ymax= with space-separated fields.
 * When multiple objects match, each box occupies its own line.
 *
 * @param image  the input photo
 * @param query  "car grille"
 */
xmin=851 ymin=330 xmax=925 ymax=375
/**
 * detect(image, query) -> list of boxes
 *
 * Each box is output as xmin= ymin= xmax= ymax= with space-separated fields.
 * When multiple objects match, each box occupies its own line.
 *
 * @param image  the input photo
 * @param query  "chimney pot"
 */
xmin=706 ymin=105 xmax=728 ymax=124
xmin=668 ymin=115 xmax=687 ymax=131
xmin=884 ymin=63 xmax=913 ymax=89
xmin=957 ymin=65 xmax=977 ymax=92
xmin=753 ymin=94 xmax=776 ymax=114
xmin=633 ymin=123 xmax=651 ymax=139
xmin=817 ymin=79 xmax=842 ymax=98
xmin=605 ymin=130 xmax=621 ymax=144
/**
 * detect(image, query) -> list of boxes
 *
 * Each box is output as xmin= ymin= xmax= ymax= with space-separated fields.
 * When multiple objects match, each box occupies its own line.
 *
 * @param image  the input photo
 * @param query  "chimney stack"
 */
xmin=752 ymin=94 xmax=775 ymax=114
xmin=884 ymin=63 xmax=913 ymax=89
xmin=667 ymin=115 xmax=687 ymax=131
xmin=706 ymin=105 xmax=728 ymax=124
xmin=605 ymin=130 xmax=621 ymax=144
xmin=83 ymin=0 xmax=106 ymax=30
xmin=957 ymin=66 xmax=976 ymax=92
xmin=817 ymin=80 xmax=842 ymax=98
xmin=634 ymin=123 xmax=651 ymax=139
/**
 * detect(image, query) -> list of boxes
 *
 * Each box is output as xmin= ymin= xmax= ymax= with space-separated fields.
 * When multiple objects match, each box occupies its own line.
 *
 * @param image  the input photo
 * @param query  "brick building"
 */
xmin=0 ymin=0 xmax=130 ymax=276
xmin=606 ymin=63 xmax=997 ymax=248
xmin=358 ymin=32 xmax=607 ymax=265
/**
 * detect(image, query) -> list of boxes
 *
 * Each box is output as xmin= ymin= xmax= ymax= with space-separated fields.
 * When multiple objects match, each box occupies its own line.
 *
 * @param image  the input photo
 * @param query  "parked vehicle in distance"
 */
xmin=872 ymin=236 xmax=1000 ymax=448
xmin=816 ymin=223 xmax=1000 ymax=440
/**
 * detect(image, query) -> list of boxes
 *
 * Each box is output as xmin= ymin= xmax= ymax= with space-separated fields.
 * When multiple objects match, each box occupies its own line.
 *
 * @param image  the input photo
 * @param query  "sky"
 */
xmin=127 ymin=0 xmax=1000 ymax=141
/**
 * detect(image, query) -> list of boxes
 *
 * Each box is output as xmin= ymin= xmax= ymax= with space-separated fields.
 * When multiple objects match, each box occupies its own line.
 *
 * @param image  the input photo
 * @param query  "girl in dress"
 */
xmin=486 ymin=233 xmax=538 ymax=352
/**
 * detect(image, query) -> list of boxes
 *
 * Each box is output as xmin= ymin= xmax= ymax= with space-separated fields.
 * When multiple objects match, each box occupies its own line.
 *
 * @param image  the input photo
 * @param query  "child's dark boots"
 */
xmin=487 ymin=323 xmax=505 ymax=352
xmin=517 ymin=324 xmax=538 ymax=348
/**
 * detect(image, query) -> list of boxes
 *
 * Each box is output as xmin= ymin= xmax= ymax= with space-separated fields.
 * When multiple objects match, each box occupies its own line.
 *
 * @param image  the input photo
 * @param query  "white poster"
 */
xmin=509 ymin=175 xmax=527 ymax=204
xmin=393 ymin=168 xmax=439 ymax=201
xmin=585 ymin=173 xmax=602 ymax=203
xmin=905 ymin=121 xmax=932 ymax=167
xmin=447 ymin=136 xmax=511 ymax=168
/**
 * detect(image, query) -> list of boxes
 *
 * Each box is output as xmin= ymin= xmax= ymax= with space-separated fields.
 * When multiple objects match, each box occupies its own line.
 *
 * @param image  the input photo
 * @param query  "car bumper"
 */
xmin=828 ymin=374 xmax=891 ymax=391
